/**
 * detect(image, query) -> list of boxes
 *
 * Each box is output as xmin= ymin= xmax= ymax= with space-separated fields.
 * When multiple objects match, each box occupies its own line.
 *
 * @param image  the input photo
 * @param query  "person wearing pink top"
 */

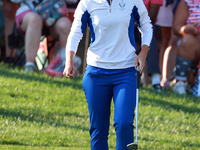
xmin=173 ymin=0 xmax=200 ymax=95
xmin=143 ymin=0 xmax=163 ymax=13
xmin=156 ymin=0 xmax=180 ymax=90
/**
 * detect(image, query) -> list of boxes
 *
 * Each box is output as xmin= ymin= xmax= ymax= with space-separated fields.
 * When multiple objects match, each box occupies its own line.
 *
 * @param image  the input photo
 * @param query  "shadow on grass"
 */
xmin=181 ymin=141 xmax=200 ymax=148
xmin=0 ymin=108 xmax=89 ymax=132
xmin=0 ymin=141 xmax=68 ymax=147
xmin=140 ymin=96 xmax=200 ymax=114
xmin=0 ymin=107 xmax=117 ymax=149
xmin=0 ymin=141 xmax=27 ymax=146
xmin=0 ymin=68 xmax=83 ymax=90
xmin=0 ymin=108 xmax=89 ymax=146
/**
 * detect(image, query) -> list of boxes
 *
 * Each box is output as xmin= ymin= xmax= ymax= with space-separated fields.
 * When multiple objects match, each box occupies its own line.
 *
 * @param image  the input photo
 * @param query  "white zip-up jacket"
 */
xmin=66 ymin=0 xmax=153 ymax=69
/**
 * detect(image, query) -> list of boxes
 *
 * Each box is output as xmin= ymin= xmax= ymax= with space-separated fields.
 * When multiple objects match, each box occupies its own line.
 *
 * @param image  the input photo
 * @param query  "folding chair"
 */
xmin=8 ymin=23 xmax=25 ymax=68
xmin=8 ymin=23 xmax=56 ymax=70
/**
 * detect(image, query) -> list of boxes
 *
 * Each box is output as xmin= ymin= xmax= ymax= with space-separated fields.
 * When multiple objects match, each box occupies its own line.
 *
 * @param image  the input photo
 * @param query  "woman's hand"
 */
xmin=63 ymin=62 xmax=75 ymax=78
xmin=63 ymin=51 xmax=76 ymax=78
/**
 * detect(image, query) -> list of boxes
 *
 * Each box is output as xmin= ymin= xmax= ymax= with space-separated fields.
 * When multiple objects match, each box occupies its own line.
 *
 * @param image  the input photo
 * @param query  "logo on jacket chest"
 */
xmin=119 ymin=0 xmax=126 ymax=11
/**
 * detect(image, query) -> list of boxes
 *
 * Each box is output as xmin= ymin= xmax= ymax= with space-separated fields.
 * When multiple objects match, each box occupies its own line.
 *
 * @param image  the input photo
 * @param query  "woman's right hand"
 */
xmin=63 ymin=51 xmax=76 ymax=78
xmin=63 ymin=62 xmax=75 ymax=78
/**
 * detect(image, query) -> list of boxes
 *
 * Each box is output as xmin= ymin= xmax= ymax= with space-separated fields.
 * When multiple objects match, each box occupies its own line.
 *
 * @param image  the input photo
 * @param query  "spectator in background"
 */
xmin=11 ymin=0 xmax=72 ymax=73
xmin=156 ymin=0 xmax=180 ymax=89
xmin=156 ymin=0 xmax=176 ymax=70
xmin=160 ymin=33 xmax=180 ymax=90
xmin=173 ymin=0 xmax=200 ymax=94
xmin=0 ymin=0 xmax=19 ymax=63
xmin=143 ymin=0 xmax=163 ymax=91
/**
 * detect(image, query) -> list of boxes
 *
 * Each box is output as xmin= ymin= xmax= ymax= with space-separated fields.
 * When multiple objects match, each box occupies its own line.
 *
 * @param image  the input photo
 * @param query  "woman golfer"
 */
xmin=63 ymin=0 xmax=152 ymax=149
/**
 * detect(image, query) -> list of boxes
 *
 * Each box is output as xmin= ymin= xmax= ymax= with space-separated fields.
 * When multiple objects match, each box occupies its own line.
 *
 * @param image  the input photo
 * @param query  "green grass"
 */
xmin=0 ymin=63 xmax=200 ymax=150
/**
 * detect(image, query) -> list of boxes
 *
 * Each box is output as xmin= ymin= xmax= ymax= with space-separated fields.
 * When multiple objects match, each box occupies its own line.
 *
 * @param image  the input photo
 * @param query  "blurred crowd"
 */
xmin=137 ymin=0 xmax=200 ymax=97
xmin=0 ymin=0 xmax=81 ymax=77
xmin=0 ymin=0 xmax=199 ymax=97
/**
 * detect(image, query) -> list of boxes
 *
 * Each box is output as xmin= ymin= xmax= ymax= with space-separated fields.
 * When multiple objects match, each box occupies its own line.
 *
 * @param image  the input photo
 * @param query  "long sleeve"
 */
xmin=135 ymin=0 xmax=153 ymax=47
xmin=66 ymin=0 xmax=89 ymax=53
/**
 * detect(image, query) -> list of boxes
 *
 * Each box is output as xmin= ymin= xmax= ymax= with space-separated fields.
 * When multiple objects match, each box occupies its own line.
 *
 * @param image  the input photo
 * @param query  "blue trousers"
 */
xmin=82 ymin=65 xmax=137 ymax=150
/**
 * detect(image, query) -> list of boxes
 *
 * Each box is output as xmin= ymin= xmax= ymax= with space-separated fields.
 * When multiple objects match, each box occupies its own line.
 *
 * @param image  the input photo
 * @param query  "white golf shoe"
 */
xmin=173 ymin=81 xmax=186 ymax=94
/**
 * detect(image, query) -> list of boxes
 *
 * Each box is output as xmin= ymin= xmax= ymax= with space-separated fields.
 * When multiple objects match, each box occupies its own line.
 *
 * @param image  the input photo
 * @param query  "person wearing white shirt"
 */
xmin=63 ymin=0 xmax=153 ymax=149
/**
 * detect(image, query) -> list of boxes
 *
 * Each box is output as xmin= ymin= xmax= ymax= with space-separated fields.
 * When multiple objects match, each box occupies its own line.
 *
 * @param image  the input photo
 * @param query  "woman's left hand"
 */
xmin=135 ymin=45 xmax=149 ymax=73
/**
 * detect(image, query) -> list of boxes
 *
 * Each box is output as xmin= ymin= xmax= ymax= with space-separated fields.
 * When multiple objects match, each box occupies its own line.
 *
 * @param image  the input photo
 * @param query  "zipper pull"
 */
xmin=109 ymin=0 xmax=112 ymax=12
